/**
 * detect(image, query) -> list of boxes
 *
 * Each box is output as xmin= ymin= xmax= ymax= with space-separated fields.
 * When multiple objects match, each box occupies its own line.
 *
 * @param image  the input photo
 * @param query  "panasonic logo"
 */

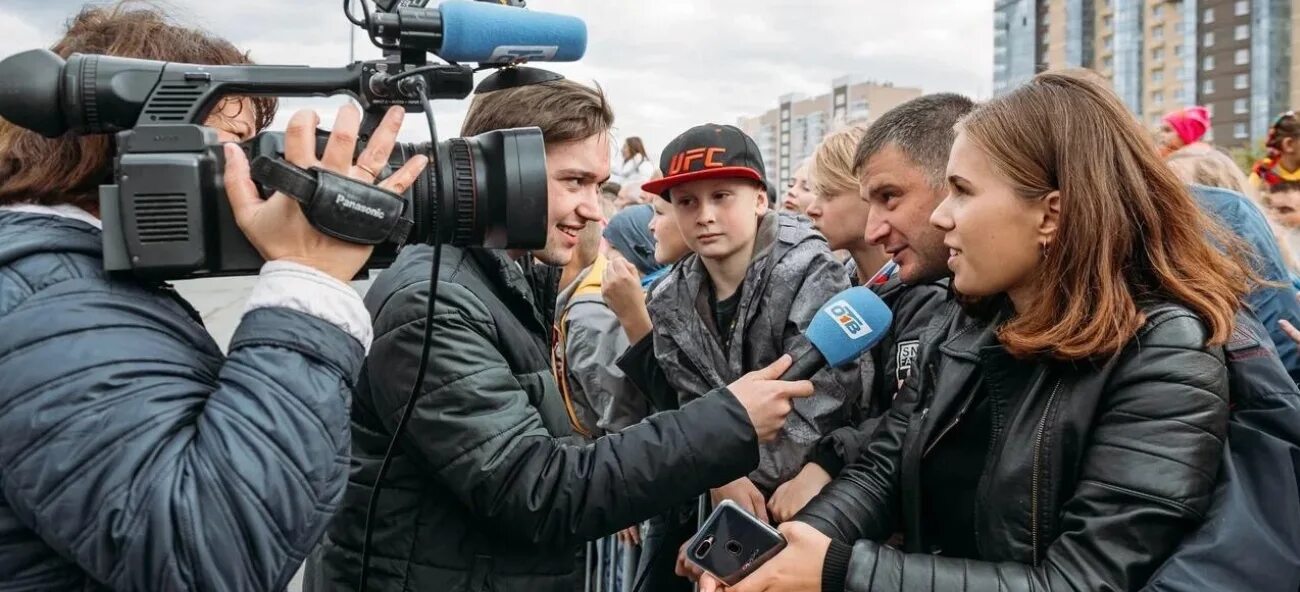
xmin=335 ymin=194 xmax=384 ymax=219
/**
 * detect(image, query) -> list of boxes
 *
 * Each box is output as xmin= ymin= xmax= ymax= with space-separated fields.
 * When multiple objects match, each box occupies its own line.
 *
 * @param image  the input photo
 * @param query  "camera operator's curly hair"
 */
xmin=0 ymin=1 xmax=276 ymax=208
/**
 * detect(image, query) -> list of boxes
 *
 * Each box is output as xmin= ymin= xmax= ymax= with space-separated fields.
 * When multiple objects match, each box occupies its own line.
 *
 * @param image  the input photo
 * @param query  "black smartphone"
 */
xmin=684 ymin=500 xmax=787 ymax=586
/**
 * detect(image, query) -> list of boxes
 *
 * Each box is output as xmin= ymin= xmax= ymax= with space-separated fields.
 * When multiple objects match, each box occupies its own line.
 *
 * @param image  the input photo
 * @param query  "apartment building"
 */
xmin=737 ymin=78 xmax=922 ymax=191
xmin=994 ymin=0 xmax=1300 ymax=149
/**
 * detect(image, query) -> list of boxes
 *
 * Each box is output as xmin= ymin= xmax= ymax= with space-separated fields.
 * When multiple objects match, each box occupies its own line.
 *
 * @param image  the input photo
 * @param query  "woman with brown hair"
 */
xmin=698 ymin=70 xmax=1246 ymax=592
xmin=612 ymin=135 xmax=656 ymax=186
xmin=0 ymin=3 xmax=426 ymax=590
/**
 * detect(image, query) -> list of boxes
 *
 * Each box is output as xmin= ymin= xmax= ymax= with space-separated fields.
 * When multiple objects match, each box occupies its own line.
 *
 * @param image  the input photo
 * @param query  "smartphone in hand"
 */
xmin=684 ymin=500 xmax=788 ymax=586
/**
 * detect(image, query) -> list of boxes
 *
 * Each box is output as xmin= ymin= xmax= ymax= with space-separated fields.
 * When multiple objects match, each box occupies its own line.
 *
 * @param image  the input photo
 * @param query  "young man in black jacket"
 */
xmin=308 ymin=78 xmax=817 ymax=592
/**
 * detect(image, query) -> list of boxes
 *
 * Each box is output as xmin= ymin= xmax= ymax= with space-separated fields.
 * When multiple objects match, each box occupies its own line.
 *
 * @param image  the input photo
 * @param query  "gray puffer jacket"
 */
xmin=647 ymin=211 xmax=865 ymax=492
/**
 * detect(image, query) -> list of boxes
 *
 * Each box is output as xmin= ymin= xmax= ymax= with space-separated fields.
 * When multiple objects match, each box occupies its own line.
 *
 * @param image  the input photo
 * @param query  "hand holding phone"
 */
xmin=683 ymin=500 xmax=788 ymax=586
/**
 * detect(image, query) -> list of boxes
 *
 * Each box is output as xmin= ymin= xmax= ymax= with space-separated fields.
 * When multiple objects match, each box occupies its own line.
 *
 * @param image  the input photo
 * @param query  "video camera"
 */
xmin=0 ymin=0 xmax=587 ymax=280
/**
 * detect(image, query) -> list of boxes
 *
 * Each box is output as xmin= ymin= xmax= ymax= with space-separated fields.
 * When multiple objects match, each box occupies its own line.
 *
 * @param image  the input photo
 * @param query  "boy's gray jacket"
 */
xmin=647 ymin=211 xmax=867 ymax=492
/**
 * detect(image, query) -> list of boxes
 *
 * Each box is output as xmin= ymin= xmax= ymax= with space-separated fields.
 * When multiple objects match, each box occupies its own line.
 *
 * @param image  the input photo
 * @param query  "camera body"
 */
xmin=0 ymin=0 xmax=584 ymax=280
xmin=99 ymin=125 xmax=253 ymax=277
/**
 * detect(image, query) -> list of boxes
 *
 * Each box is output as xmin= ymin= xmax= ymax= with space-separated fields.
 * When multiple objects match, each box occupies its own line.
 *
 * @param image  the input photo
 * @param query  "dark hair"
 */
xmin=0 ymin=1 xmax=275 ymax=208
xmin=624 ymin=136 xmax=649 ymax=162
xmin=961 ymin=70 xmax=1251 ymax=359
xmin=461 ymin=79 xmax=614 ymax=143
xmin=1252 ymin=111 xmax=1300 ymax=186
xmin=1267 ymin=180 xmax=1300 ymax=194
xmin=853 ymin=93 xmax=975 ymax=189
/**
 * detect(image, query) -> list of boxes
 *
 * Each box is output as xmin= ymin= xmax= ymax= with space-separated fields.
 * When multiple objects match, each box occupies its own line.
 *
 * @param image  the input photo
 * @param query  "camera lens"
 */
xmin=366 ymin=126 xmax=548 ymax=269
xmin=693 ymin=536 xmax=714 ymax=560
xmin=395 ymin=126 xmax=548 ymax=250
xmin=725 ymin=540 xmax=743 ymax=556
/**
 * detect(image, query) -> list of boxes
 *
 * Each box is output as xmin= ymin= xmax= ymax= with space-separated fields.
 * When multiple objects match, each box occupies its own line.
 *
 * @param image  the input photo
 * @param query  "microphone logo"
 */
xmin=487 ymin=46 xmax=559 ymax=63
xmin=826 ymin=300 xmax=872 ymax=340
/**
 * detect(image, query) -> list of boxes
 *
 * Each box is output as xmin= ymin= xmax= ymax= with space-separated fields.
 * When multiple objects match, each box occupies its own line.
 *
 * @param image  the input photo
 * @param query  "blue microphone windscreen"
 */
xmin=805 ymin=287 xmax=894 ymax=367
xmin=438 ymin=1 xmax=587 ymax=64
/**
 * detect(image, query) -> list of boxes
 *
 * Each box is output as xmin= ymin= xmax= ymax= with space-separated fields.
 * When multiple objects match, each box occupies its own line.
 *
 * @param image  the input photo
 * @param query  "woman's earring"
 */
xmin=1040 ymin=242 xmax=1049 ymax=260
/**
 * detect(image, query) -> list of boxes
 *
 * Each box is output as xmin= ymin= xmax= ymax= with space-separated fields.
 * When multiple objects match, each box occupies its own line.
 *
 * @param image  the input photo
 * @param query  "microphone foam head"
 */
xmin=805 ymin=286 xmax=893 ymax=367
xmin=438 ymin=0 xmax=587 ymax=64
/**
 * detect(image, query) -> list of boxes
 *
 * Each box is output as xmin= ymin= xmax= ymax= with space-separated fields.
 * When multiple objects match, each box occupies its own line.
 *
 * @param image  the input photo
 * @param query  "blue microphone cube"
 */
xmin=806 ymin=287 xmax=894 ymax=367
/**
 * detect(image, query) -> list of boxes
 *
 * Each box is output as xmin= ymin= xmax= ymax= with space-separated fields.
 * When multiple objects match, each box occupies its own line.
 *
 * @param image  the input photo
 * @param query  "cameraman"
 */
xmin=0 ymin=5 xmax=426 ymax=590
xmin=309 ymin=79 xmax=815 ymax=592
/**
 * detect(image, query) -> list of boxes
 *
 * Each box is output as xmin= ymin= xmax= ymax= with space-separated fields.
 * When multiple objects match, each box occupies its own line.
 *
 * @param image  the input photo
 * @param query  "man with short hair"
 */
xmin=309 ymin=79 xmax=816 ymax=592
xmin=770 ymin=95 xmax=973 ymax=517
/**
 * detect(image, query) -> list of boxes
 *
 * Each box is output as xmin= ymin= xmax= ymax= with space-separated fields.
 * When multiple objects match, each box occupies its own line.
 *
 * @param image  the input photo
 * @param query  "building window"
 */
xmin=1235 ymin=123 xmax=1248 ymax=139
xmin=1207 ymin=103 xmax=1216 ymax=117
xmin=1103 ymin=55 xmax=1114 ymax=69
xmin=1153 ymin=90 xmax=1165 ymax=105
xmin=1154 ymin=25 xmax=1164 ymax=40
xmin=1235 ymin=24 xmax=1249 ymax=41
xmin=1236 ymin=49 xmax=1250 ymax=65
xmin=1203 ymin=55 xmax=1215 ymax=71
xmin=1204 ymin=79 xmax=1216 ymax=94
xmin=1205 ymin=128 xmax=1215 ymax=142
xmin=1104 ymin=14 xmax=1113 ymax=28
xmin=1153 ymin=4 xmax=1164 ymax=19
xmin=1153 ymin=68 xmax=1165 ymax=83
xmin=1104 ymin=34 xmax=1114 ymax=50
xmin=1153 ymin=48 xmax=1165 ymax=63
xmin=1235 ymin=1 xmax=1249 ymax=16
xmin=1174 ymin=44 xmax=1184 ymax=58
xmin=1234 ymin=98 xmax=1248 ymax=114
xmin=1175 ymin=88 xmax=1186 ymax=102
xmin=1204 ymin=8 xmax=1214 ymax=23
xmin=1204 ymin=32 xmax=1215 ymax=47
xmin=1235 ymin=74 xmax=1249 ymax=89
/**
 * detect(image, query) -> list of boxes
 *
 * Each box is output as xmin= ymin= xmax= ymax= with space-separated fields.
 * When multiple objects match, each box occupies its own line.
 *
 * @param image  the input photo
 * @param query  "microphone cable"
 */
xmin=357 ymin=80 xmax=442 ymax=591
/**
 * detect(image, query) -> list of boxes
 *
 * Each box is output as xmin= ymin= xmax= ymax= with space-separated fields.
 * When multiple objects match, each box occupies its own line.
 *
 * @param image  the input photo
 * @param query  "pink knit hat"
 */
xmin=1162 ymin=106 xmax=1212 ymax=145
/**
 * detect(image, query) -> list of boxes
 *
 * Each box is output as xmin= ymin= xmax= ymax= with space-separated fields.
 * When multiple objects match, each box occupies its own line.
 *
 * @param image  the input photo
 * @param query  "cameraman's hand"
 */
xmin=727 ymin=355 xmax=814 ymax=442
xmin=223 ymin=104 xmax=428 ymax=283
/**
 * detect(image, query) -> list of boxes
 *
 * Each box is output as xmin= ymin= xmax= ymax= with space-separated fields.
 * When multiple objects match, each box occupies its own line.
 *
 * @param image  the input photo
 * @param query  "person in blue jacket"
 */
xmin=1191 ymin=184 xmax=1300 ymax=384
xmin=0 ymin=4 xmax=427 ymax=590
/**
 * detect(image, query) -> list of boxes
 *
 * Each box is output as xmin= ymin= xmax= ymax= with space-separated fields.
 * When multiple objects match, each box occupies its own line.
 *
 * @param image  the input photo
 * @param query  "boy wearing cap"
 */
xmin=642 ymin=124 xmax=865 ymax=519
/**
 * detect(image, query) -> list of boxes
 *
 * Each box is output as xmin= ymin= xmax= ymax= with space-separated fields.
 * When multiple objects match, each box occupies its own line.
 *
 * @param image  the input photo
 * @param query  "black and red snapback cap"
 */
xmin=642 ymin=124 xmax=769 ymax=200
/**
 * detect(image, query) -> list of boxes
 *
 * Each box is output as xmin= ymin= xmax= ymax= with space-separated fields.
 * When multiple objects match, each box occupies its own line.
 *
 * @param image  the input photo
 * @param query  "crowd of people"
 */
xmin=2 ymin=3 xmax=1300 ymax=592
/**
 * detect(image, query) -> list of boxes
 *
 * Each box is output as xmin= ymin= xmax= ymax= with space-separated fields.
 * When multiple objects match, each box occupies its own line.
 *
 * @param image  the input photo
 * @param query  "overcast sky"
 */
xmin=0 ymin=0 xmax=993 ymax=162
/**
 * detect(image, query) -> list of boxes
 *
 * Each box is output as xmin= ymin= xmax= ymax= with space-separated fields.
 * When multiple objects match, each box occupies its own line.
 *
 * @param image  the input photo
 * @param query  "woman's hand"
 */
xmin=703 ymin=522 xmax=831 ymax=592
xmin=223 ymin=104 xmax=427 ymax=283
xmin=768 ymin=463 xmax=832 ymax=523
xmin=711 ymin=477 xmax=769 ymax=524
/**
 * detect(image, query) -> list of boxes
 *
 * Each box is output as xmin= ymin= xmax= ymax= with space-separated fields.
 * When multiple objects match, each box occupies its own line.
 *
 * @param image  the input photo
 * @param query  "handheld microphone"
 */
xmin=437 ymin=0 xmax=587 ymax=64
xmin=780 ymin=287 xmax=893 ymax=381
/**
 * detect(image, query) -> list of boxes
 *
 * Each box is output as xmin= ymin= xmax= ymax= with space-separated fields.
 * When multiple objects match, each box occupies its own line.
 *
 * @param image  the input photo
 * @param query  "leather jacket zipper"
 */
xmin=922 ymin=361 xmax=977 ymax=458
xmin=1031 ymin=378 xmax=1063 ymax=565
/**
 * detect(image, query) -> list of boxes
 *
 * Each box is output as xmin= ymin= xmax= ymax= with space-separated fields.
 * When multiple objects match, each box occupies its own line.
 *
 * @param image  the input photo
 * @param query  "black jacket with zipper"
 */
xmin=307 ymin=245 xmax=760 ymax=592
xmin=808 ymin=277 xmax=950 ymax=475
xmin=797 ymin=299 xmax=1228 ymax=591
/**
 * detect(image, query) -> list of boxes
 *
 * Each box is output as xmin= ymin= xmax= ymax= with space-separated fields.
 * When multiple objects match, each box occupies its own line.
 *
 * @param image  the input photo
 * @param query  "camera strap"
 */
xmin=249 ymin=156 xmax=413 ymax=246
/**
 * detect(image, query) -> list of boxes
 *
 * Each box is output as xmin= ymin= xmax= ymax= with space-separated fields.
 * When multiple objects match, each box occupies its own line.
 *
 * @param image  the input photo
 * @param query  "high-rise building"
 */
xmin=992 ymin=0 xmax=1300 ymax=149
xmin=737 ymin=78 xmax=922 ymax=192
